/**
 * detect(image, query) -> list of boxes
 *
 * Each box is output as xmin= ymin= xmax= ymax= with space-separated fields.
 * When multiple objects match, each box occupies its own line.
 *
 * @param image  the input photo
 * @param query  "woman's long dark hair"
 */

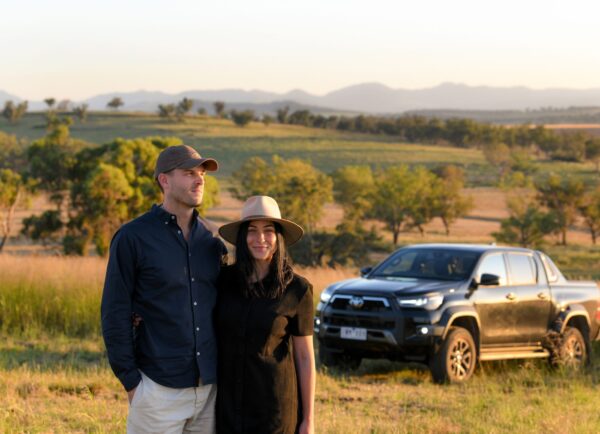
xmin=234 ymin=220 xmax=294 ymax=299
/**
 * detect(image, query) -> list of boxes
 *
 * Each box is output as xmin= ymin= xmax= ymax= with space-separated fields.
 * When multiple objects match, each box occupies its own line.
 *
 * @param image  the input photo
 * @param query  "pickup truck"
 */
xmin=315 ymin=244 xmax=600 ymax=383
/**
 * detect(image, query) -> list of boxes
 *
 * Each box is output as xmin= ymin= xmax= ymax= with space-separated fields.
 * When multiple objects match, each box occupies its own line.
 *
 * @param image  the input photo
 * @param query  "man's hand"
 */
xmin=127 ymin=386 xmax=137 ymax=404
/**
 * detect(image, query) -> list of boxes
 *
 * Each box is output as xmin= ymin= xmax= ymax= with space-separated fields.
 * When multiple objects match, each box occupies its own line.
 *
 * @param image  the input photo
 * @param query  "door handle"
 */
xmin=506 ymin=292 xmax=517 ymax=301
xmin=537 ymin=292 xmax=548 ymax=300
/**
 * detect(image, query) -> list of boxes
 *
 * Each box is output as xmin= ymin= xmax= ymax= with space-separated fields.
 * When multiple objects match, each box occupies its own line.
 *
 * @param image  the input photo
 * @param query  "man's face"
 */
xmin=162 ymin=166 xmax=206 ymax=208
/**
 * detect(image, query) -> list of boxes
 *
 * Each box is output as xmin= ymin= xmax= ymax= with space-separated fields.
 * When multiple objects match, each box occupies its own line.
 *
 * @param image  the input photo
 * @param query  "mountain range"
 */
xmin=3 ymin=83 xmax=600 ymax=114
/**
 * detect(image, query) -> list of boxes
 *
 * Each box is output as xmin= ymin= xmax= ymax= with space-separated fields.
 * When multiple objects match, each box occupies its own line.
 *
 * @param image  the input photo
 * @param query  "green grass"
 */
xmin=2 ymin=336 xmax=600 ymax=433
xmin=2 ymin=112 xmax=599 ymax=186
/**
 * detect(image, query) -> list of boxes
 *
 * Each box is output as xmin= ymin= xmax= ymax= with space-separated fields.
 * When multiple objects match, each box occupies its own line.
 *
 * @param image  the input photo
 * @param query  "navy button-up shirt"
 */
xmin=101 ymin=204 xmax=226 ymax=391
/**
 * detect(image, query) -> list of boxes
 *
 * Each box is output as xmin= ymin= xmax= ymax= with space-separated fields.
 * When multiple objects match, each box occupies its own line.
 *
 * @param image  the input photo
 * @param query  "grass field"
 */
xmin=2 ymin=112 xmax=599 ymax=186
xmin=1 ymin=256 xmax=600 ymax=432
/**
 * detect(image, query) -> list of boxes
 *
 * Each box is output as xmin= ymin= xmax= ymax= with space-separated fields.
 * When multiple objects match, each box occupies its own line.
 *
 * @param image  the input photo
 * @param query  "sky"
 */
xmin=2 ymin=0 xmax=600 ymax=100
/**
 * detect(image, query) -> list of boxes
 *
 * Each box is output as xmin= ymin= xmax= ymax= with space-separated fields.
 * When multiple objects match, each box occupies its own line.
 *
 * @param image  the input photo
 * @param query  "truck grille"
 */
xmin=330 ymin=294 xmax=392 ymax=312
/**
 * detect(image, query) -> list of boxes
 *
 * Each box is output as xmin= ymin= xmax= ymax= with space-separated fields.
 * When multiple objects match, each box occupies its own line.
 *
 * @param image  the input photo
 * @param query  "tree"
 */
xmin=21 ymin=210 xmax=63 ymax=246
xmin=585 ymin=138 xmax=600 ymax=173
xmin=213 ymin=101 xmax=225 ymax=117
xmin=44 ymin=98 xmax=56 ymax=110
xmin=432 ymin=165 xmax=473 ymax=235
xmin=492 ymin=193 xmax=556 ymax=248
xmin=230 ymin=156 xmax=333 ymax=234
xmin=0 ymin=132 xmax=27 ymax=171
xmin=158 ymin=104 xmax=176 ymax=120
xmin=262 ymin=114 xmax=273 ymax=126
xmin=176 ymin=97 xmax=194 ymax=120
xmin=56 ymin=100 xmax=71 ymax=112
xmin=482 ymin=142 xmax=511 ymax=178
xmin=2 ymin=100 xmax=28 ymax=124
xmin=276 ymin=106 xmax=289 ymax=124
xmin=197 ymin=107 xmax=207 ymax=116
xmin=231 ymin=110 xmax=254 ymax=127
xmin=107 ymin=97 xmax=124 ymax=110
xmin=0 ymin=169 xmax=29 ymax=252
xmin=536 ymin=174 xmax=584 ymax=245
xmin=332 ymin=165 xmax=375 ymax=227
xmin=73 ymin=104 xmax=89 ymax=122
xmin=578 ymin=188 xmax=600 ymax=244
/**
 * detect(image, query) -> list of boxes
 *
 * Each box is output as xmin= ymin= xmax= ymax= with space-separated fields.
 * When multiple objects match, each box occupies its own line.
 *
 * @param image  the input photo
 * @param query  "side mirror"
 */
xmin=480 ymin=273 xmax=500 ymax=286
xmin=360 ymin=266 xmax=373 ymax=277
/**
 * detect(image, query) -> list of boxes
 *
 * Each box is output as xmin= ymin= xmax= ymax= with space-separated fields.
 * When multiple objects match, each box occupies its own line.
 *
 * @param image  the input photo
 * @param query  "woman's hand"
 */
xmin=298 ymin=418 xmax=314 ymax=434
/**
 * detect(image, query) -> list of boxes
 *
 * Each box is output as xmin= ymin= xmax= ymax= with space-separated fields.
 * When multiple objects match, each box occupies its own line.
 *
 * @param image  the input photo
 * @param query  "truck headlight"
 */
xmin=320 ymin=286 xmax=335 ymax=303
xmin=397 ymin=293 xmax=444 ymax=311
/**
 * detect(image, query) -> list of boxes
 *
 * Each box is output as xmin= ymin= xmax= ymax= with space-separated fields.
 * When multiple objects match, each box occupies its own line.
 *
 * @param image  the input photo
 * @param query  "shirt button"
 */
xmin=197 ymin=352 xmax=200 ymax=356
xmin=196 ymin=327 xmax=200 ymax=331
xmin=177 ymin=230 xmax=181 ymax=235
xmin=171 ymin=215 xmax=175 ymax=220
xmin=193 ymin=301 xmax=197 ymax=306
xmin=164 ymin=221 xmax=168 ymax=225
xmin=191 ymin=277 xmax=195 ymax=282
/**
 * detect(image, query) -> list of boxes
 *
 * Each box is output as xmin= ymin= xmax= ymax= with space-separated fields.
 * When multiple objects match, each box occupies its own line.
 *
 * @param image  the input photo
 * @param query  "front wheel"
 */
xmin=430 ymin=326 xmax=477 ymax=384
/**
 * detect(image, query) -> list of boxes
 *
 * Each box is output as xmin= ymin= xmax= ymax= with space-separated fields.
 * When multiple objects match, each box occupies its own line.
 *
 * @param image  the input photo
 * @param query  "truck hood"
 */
xmin=329 ymin=276 xmax=462 ymax=296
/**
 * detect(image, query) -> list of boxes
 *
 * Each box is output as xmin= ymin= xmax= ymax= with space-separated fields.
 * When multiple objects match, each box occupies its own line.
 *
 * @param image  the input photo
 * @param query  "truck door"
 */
xmin=472 ymin=252 xmax=521 ymax=345
xmin=505 ymin=252 xmax=552 ymax=344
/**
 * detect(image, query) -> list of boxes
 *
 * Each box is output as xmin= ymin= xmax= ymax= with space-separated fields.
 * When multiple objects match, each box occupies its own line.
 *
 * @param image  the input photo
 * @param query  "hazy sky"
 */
xmin=2 ymin=0 xmax=600 ymax=100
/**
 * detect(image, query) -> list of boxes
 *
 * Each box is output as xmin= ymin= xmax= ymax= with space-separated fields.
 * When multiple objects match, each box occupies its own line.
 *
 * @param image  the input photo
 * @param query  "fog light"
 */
xmin=315 ymin=318 xmax=321 ymax=326
xmin=420 ymin=327 xmax=429 ymax=335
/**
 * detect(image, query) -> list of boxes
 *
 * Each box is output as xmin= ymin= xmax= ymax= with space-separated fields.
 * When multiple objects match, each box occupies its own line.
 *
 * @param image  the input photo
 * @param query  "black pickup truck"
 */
xmin=315 ymin=244 xmax=600 ymax=383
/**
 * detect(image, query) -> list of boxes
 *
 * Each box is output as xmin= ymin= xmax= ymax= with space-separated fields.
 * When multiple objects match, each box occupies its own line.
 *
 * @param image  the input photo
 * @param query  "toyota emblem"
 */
xmin=349 ymin=296 xmax=364 ymax=309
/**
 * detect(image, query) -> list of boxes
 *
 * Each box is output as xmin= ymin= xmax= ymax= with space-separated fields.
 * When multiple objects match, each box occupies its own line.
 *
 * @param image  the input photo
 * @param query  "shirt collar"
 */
xmin=151 ymin=204 xmax=200 ymax=226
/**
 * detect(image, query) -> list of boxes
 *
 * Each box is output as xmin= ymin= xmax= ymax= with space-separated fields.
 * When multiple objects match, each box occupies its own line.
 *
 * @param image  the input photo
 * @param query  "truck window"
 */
xmin=507 ymin=253 xmax=536 ymax=285
xmin=476 ymin=253 xmax=507 ymax=286
xmin=539 ymin=253 xmax=559 ymax=283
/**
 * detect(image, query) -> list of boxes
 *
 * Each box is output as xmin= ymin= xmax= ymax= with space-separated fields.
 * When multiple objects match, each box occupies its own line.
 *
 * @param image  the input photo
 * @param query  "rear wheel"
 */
xmin=430 ymin=326 xmax=477 ymax=384
xmin=319 ymin=345 xmax=361 ymax=370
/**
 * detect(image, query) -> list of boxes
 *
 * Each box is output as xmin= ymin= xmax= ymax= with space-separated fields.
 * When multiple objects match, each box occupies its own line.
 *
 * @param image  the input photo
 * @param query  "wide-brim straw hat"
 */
xmin=218 ymin=195 xmax=304 ymax=246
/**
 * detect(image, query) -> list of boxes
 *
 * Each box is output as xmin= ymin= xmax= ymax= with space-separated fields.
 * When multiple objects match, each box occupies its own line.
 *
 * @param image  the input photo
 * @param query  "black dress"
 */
xmin=215 ymin=265 xmax=314 ymax=434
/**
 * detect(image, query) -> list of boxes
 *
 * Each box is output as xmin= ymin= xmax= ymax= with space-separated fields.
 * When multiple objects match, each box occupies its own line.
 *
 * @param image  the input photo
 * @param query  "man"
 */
xmin=101 ymin=145 xmax=226 ymax=433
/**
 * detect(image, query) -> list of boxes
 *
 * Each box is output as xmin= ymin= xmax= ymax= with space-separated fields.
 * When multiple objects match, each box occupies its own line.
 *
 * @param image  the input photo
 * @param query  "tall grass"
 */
xmin=0 ymin=255 xmax=355 ymax=338
xmin=0 ymin=256 xmax=106 ymax=337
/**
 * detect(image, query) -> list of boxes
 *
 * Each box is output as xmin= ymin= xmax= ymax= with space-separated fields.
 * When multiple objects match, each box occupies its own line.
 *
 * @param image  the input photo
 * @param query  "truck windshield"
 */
xmin=371 ymin=248 xmax=481 ymax=281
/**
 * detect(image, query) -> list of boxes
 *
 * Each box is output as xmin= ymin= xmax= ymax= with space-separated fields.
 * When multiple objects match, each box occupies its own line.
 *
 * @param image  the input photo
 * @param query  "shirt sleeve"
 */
xmin=100 ymin=228 xmax=141 ymax=391
xmin=290 ymin=279 xmax=314 ymax=337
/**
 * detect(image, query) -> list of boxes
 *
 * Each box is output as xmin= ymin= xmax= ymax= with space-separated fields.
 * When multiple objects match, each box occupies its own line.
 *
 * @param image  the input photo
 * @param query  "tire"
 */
xmin=319 ymin=346 xmax=362 ymax=370
xmin=549 ymin=326 xmax=588 ymax=370
xmin=430 ymin=326 xmax=477 ymax=384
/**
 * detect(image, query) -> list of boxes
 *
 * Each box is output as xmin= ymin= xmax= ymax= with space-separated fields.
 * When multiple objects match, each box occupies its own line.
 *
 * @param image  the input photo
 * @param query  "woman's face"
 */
xmin=246 ymin=220 xmax=278 ymax=263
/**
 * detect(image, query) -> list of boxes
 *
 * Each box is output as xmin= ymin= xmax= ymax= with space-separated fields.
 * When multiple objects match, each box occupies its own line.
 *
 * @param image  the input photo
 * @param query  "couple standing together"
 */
xmin=101 ymin=145 xmax=316 ymax=434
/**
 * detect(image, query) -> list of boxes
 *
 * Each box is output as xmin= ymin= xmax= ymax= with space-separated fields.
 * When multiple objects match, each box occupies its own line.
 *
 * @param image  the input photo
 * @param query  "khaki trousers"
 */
xmin=127 ymin=372 xmax=216 ymax=434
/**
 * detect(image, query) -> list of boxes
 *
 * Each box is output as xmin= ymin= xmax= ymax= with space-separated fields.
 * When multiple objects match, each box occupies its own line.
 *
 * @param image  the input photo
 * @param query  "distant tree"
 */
xmin=158 ymin=104 xmax=176 ymax=120
xmin=482 ymin=142 xmax=511 ymax=178
xmin=213 ymin=101 xmax=225 ymax=117
xmin=197 ymin=175 xmax=220 ymax=216
xmin=431 ymin=165 xmax=473 ymax=235
xmin=262 ymin=114 xmax=273 ymax=126
xmin=288 ymin=110 xmax=312 ymax=126
xmin=0 ymin=169 xmax=30 ymax=252
xmin=21 ymin=210 xmax=63 ymax=247
xmin=370 ymin=165 xmax=426 ymax=246
xmin=276 ymin=106 xmax=289 ymax=123
xmin=578 ymin=188 xmax=600 ymax=244
xmin=107 ymin=97 xmax=124 ymax=110
xmin=0 ymin=132 xmax=27 ymax=171
xmin=176 ymin=97 xmax=194 ymax=120
xmin=585 ymin=138 xmax=600 ymax=173
xmin=536 ymin=174 xmax=584 ymax=245
xmin=230 ymin=110 xmax=254 ymax=127
xmin=73 ymin=104 xmax=89 ymax=122
xmin=44 ymin=98 xmax=56 ymax=110
xmin=332 ymin=165 xmax=375 ymax=227
xmin=56 ymin=99 xmax=71 ymax=112
xmin=2 ymin=100 xmax=28 ymax=124
xmin=492 ymin=196 xmax=557 ymax=248
xmin=197 ymin=107 xmax=207 ymax=116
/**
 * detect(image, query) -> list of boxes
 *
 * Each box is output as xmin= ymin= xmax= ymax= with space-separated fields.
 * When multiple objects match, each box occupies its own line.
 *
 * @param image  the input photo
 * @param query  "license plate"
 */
xmin=341 ymin=327 xmax=367 ymax=341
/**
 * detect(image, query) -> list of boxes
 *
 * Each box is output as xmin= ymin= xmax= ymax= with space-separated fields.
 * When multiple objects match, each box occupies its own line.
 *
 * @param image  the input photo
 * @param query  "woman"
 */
xmin=216 ymin=195 xmax=316 ymax=434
